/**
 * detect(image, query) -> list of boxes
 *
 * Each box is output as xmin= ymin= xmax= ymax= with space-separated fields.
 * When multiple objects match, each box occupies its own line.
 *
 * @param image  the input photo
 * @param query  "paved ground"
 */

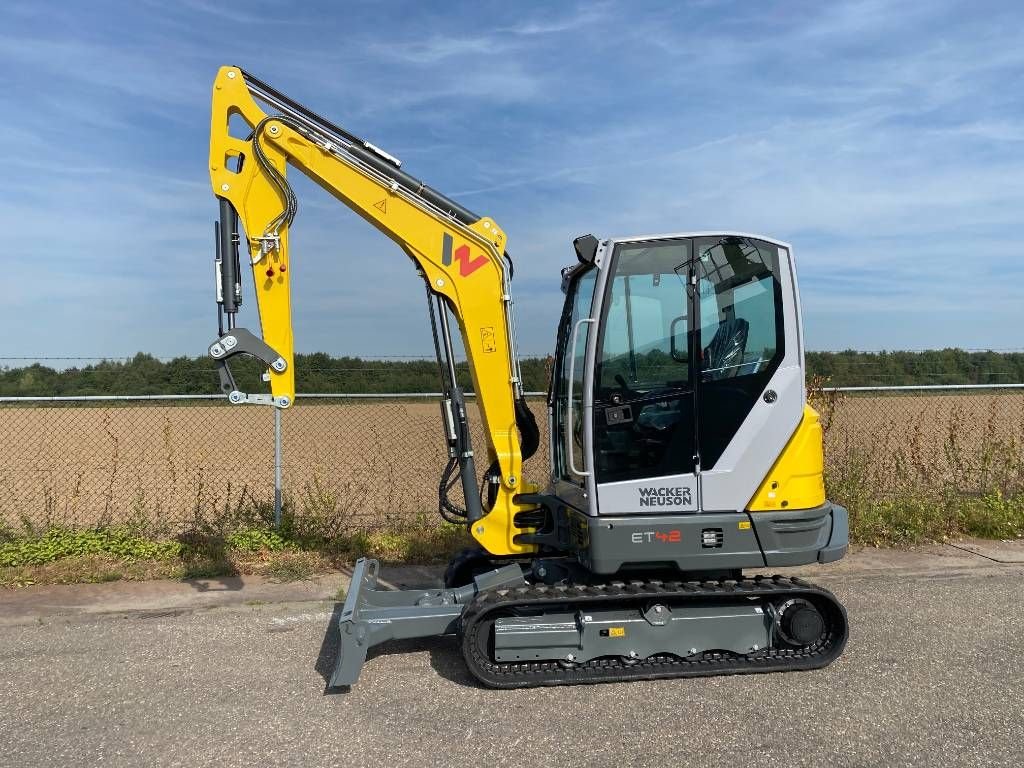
xmin=1 ymin=543 xmax=1022 ymax=768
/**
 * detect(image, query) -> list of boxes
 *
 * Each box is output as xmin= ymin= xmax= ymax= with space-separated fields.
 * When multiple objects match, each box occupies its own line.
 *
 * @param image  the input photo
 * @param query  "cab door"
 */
xmin=589 ymin=238 xmax=701 ymax=514
xmin=692 ymin=236 xmax=797 ymax=514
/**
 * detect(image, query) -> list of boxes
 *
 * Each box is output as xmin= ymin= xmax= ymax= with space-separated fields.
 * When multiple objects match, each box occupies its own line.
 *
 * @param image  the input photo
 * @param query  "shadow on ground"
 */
xmin=185 ymin=575 xmax=244 ymax=594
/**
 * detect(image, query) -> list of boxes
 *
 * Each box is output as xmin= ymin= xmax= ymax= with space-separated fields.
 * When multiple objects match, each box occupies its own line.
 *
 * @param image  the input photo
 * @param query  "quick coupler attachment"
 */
xmin=329 ymin=557 xmax=525 ymax=688
xmin=208 ymin=327 xmax=287 ymax=373
xmin=207 ymin=328 xmax=290 ymax=407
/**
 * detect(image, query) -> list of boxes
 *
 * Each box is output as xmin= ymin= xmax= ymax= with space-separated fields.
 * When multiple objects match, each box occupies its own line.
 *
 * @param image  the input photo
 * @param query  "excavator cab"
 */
xmin=539 ymin=233 xmax=847 ymax=575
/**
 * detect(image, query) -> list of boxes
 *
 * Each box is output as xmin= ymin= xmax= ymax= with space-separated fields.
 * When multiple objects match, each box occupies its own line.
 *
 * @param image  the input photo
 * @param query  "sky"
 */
xmin=2 ymin=0 xmax=1023 ymax=361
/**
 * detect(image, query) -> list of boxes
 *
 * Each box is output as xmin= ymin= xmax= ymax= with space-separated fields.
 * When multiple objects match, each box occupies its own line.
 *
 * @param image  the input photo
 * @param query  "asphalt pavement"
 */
xmin=1 ymin=542 xmax=1022 ymax=768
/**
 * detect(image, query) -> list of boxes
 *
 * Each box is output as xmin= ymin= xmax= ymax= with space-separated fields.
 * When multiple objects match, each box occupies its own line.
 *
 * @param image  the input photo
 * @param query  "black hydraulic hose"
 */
xmin=250 ymin=115 xmax=302 ymax=237
xmin=238 ymin=67 xmax=481 ymax=225
xmin=515 ymin=397 xmax=541 ymax=461
xmin=438 ymin=456 xmax=468 ymax=523
xmin=425 ymin=284 xmax=448 ymax=392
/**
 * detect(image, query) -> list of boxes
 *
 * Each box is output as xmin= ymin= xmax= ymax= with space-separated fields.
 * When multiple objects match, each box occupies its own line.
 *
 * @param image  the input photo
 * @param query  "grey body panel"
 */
xmin=751 ymin=503 xmax=847 ymax=566
xmin=580 ymin=512 xmax=764 ymax=574
xmin=752 ymin=506 xmax=829 ymax=567
xmin=493 ymin=604 xmax=771 ymax=663
xmin=818 ymin=505 xmax=849 ymax=563
xmin=699 ymin=363 xmax=804 ymax=512
xmin=578 ymin=504 xmax=848 ymax=575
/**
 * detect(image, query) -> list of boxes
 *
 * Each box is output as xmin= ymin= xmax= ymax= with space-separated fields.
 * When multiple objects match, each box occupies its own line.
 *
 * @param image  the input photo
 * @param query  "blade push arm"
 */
xmin=208 ymin=66 xmax=534 ymax=555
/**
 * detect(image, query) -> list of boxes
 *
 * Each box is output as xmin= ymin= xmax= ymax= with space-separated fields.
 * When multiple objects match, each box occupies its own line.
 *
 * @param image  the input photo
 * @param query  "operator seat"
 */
xmin=703 ymin=315 xmax=749 ymax=380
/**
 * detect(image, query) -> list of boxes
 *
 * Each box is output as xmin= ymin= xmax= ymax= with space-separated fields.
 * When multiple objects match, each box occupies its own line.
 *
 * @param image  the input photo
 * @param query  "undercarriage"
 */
xmin=330 ymin=555 xmax=848 ymax=689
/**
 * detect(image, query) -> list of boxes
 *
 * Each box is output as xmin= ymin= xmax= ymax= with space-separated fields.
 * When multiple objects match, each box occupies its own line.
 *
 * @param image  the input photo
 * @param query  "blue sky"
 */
xmin=2 ymin=0 xmax=1023 ymax=359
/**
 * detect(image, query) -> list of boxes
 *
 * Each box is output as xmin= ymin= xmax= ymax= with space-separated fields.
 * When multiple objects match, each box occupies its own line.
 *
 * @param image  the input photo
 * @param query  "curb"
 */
xmin=1 ymin=541 xmax=1021 ymax=627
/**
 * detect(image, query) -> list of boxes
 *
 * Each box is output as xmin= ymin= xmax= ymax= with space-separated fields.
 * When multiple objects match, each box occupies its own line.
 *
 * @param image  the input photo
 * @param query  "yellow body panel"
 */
xmin=208 ymin=66 xmax=535 ymax=555
xmin=746 ymin=405 xmax=827 ymax=512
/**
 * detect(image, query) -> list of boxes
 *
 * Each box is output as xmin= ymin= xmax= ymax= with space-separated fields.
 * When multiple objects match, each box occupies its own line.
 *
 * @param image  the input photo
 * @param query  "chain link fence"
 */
xmin=813 ymin=385 xmax=1024 ymax=508
xmin=1 ymin=386 xmax=1021 ymax=537
xmin=0 ymin=395 xmax=549 ymax=538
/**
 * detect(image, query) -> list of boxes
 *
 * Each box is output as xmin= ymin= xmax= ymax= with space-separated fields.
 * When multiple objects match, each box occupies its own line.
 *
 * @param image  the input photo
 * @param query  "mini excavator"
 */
xmin=206 ymin=67 xmax=849 ymax=688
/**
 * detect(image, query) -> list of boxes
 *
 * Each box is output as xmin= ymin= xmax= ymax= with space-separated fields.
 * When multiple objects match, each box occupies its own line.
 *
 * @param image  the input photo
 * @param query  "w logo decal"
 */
xmin=442 ymin=233 xmax=488 ymax=277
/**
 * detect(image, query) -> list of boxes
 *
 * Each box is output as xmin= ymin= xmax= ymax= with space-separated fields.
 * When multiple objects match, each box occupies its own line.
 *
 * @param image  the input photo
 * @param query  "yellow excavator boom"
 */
xmin=207 ymin=66 xmax=538 ymax=556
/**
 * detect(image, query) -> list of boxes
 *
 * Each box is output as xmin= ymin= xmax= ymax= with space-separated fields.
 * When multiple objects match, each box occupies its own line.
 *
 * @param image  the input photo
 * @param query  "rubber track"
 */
xmin=460 ymin=574 xmax=848 ymax=689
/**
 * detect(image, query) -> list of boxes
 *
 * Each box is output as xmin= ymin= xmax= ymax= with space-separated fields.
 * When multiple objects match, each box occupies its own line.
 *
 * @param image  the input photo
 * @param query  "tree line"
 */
xmin=0 ymin=349 xmax=1021 ymax=397
xmin=805 ymin=349 xmax=1024 ymax=387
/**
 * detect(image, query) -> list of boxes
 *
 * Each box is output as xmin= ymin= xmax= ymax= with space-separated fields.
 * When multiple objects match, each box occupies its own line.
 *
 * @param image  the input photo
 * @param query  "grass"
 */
xmin=0 ymin=526 xmax=182 ymax=568
xmin=844 ymin=491 xmax=1024 ymax=547
xmin=0 ymin=520 xmax=471 ymax=588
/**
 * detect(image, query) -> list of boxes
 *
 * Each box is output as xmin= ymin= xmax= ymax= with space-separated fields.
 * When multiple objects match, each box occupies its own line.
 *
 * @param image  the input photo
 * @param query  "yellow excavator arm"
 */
xmin=207 ymin=66 xmax=537 ymax=555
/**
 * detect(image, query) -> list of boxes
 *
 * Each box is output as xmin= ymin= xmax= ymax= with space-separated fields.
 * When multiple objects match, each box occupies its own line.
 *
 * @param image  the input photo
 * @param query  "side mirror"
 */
xmin=573 ymin=234 xmax=599 ymax=265
xmin=669 ymin=315 xmax=687 ymax=362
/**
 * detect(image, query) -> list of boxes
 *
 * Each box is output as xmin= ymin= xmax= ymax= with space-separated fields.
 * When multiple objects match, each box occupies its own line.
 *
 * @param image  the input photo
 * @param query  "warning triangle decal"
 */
xmin=374 ymin=198 xmax=387 ymax=214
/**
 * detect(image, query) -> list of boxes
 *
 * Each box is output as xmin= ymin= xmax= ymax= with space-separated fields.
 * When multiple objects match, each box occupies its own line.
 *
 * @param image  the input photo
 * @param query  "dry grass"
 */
xmin=812 ymin=390 xmax=1024 ymax=544
xmin=0 ymin=400 xmax=548 ymax=535
xmin=0 ymin=554 xmax=182 ymax=588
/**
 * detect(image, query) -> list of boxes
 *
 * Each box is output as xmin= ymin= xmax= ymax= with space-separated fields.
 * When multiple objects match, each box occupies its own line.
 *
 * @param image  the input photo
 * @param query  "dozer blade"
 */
xmin=329 ymin=558 xmax=525 ymax=688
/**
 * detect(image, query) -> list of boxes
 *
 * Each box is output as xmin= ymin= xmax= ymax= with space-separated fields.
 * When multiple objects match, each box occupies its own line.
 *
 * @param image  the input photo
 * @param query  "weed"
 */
xmin=959 ymin=491 xmax=1024 ymax=539
xmin=226 ymin=528 xmax=286 ymax=553
xmin=0 ymin=527 xmax=182 ymax=568
xmin=262 ymin=552 xmax=319 ymax=582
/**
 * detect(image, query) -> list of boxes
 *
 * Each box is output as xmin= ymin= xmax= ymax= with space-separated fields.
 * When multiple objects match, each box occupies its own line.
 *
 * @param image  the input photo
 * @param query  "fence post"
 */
xmin=274 ymin=406 xmax=283 ymax=529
